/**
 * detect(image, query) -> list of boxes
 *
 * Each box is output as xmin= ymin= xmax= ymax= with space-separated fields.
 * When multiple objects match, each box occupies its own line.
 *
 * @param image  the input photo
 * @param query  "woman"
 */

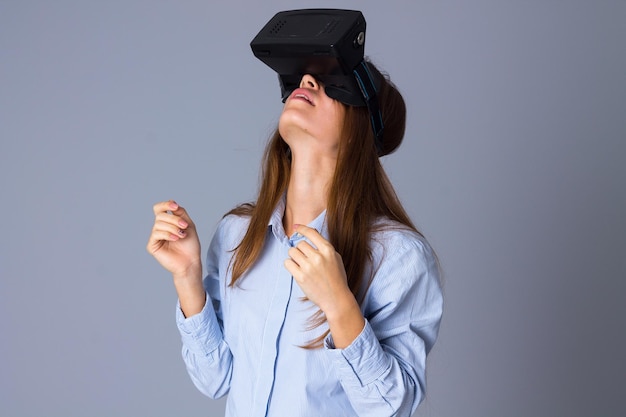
xmin=147 ymin=61 xmax=443 ymax=416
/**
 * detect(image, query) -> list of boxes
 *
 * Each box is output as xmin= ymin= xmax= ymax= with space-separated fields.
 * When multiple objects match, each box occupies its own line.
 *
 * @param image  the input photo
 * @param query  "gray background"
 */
xmin=1 ymin=1 xmax=625 ymax=416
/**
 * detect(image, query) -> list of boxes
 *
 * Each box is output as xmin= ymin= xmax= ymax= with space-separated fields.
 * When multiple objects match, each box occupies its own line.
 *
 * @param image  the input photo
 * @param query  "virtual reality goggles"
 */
xmin=250 ymin=9 xmax=384 ymax=149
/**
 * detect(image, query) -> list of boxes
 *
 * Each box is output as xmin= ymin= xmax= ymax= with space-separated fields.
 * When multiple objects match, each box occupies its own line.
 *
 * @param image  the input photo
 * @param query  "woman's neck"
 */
xmin=282 ymin=149 xmax=336 ymax=236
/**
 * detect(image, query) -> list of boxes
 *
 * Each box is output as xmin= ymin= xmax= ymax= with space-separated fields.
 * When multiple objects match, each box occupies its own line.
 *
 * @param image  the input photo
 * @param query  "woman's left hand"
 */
xmin=284 ymin=225 xmax=352 ymax=317
xmin=284 ymin=225 xmax=366 ymax=348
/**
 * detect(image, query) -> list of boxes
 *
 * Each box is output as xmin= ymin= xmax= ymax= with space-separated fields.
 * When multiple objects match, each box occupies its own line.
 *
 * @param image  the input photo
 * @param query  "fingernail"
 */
xmin=178 ymin=220 xmax=188 ymax=228
xmin=169 ymin=201 xmax=178 ymax=209
xmin=178 ymin=229 xmax=186 ymax=236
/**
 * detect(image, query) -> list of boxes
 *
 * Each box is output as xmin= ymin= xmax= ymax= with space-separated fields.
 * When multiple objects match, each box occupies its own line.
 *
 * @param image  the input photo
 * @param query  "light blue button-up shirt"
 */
xmin=176 ymin=197 xmax=443 ymax=416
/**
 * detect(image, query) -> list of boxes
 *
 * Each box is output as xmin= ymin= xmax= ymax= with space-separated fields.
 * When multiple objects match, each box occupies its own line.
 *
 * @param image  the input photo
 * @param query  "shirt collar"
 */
xmin=268 ymin=193 xmax=330 ymax=244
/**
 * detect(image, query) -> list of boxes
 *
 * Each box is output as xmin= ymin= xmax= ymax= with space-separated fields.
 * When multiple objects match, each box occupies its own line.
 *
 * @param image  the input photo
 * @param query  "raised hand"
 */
xmin=147 ymin=200 xmax=205 ymax=317
xmin=147 ymin=200 xmax=201 ymax=276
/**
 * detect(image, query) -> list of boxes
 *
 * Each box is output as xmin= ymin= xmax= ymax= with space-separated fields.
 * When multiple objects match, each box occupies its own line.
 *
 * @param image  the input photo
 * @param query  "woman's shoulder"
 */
xmin=370 ymin=218 xmax=432 ymax=255
xmin=218 ymin=202 xmax=255 ymax=228
xmin=368 ymin=218 xmax=439 ymax=281
xmin=365 ymin=219 xmax=441 ymax=300
xmin=210 ymin=208 xmax=253 ymax=250
xmin=220 ymin=210 xmax=252 ymax=229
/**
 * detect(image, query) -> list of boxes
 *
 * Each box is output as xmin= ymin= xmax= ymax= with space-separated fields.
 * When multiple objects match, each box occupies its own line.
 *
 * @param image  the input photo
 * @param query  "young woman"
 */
xmin=147 ymin=62 xmax=443 ymax=417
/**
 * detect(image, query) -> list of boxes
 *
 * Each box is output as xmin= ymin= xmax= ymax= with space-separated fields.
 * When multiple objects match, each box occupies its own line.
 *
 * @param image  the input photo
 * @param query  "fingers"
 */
xmin=147 ymin=223 xmax=184 ymax=256
xmin=152 ymin=217 xmax=187 ymax=240
xmin=283 ymin=258 xmax=298 ymax=276
xmin=293 ymin=240 xmax=316 ymax=256
xmin=147 ymin=200 xmax=195 ymax=251
xmin=153 ymin=200 xmax=194 ymax=223
xmin=287 ymin=245 xmax=307 ymax=267
xmin=293 ymin=225 xmax=331 ymax=254
xmin=153 ymin=200 xmax=194 ymax=229
xmin=287 ymin=241 xmax=324 ymax=274
xmin=152 ymin=200 xmax=178 ymax=216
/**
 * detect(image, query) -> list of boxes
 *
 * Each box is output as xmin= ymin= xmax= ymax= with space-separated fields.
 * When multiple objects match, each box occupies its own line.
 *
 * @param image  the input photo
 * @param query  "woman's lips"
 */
xmin=290 ymin=88 xmax=315 ymax=105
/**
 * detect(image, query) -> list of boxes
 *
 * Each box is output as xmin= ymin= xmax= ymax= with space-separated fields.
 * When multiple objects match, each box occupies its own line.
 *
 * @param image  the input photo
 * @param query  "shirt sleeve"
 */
xmin=175 ymin=220 xmax=233 ymax=399
xmin=324 ymin=233 xmax=443 ymax=417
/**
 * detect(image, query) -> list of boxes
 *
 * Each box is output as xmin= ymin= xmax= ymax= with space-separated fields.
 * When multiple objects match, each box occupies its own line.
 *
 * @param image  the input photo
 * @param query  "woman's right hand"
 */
xmin=148 ymin=200 xmax=206 ymax=317
xmin=147 ymin=200 xmax=202 ymax=280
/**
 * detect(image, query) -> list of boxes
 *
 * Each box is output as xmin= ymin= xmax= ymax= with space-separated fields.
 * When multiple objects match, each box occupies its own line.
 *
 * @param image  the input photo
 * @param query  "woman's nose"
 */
xmin=299 ymin=74 xmax=319 ymax=89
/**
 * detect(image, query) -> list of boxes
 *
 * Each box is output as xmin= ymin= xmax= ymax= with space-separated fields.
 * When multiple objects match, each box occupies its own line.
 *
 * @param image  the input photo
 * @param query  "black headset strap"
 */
xmin=353 ymin=61 xmax=384 ymax=154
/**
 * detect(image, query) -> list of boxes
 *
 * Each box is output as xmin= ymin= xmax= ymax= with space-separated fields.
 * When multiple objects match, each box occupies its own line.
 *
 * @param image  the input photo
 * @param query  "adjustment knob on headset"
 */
xmin=354 ymin=31 xmax=365 ymax=47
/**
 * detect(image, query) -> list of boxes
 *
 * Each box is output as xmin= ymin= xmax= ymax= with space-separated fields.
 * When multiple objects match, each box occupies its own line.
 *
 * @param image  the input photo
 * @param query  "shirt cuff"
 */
xmin=176 ymin=293 xmax=223 ymax=357
xmin=324 ymin=319 xmax=392 ymax=386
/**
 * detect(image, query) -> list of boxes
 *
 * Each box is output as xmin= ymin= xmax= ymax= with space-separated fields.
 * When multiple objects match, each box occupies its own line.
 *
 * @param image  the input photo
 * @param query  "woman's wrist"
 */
xmin=324 ymin=292 xmax=365 ymax=349
xmin=172 ymin=262 xmax=205 ymax=318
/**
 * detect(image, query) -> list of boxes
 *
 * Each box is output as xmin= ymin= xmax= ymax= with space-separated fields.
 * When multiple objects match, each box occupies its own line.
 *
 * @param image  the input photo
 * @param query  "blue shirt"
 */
xmin=176 ymin=197 xmax=443 ymax=416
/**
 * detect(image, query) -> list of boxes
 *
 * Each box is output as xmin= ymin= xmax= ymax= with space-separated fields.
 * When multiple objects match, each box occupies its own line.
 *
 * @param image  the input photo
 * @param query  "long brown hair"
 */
xmin=227 ymin=61 xmax=421 ymax=347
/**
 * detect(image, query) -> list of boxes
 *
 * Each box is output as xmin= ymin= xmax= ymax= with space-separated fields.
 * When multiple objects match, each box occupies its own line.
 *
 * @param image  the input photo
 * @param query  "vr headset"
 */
xmin=250 ymin=9 xmax=384 ymax=152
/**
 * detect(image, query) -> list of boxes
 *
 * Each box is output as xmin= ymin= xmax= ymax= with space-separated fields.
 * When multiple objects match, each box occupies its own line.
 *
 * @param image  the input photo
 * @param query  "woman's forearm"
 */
xmin=173 ymin=262 xmax=205 ymax=318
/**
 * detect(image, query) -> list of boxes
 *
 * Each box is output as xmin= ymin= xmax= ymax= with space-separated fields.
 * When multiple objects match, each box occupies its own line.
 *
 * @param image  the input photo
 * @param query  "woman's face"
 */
xmin=278 ymin=74 xmax=346 ymax=156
